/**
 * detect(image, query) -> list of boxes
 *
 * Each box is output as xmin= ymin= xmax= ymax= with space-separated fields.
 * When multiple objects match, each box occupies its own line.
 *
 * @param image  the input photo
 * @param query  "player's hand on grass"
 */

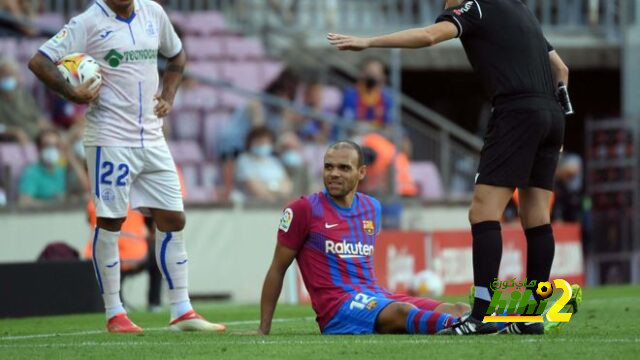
xmin=69 ymin=77 xmax=100 ymax=104
xmin=327 ymin=33 xmax=370 ymax=51
xmin=154 ymin=95 xmax=172 ymax=117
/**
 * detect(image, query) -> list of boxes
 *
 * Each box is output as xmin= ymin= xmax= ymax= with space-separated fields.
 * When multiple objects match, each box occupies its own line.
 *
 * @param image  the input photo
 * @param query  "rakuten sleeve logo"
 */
xmin=325 ymin=240 xmax=374 ymax=258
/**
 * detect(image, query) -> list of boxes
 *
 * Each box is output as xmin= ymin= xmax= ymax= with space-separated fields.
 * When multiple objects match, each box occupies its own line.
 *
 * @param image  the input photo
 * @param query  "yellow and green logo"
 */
xmin=483 ymin=278 xmax=575 ymax=323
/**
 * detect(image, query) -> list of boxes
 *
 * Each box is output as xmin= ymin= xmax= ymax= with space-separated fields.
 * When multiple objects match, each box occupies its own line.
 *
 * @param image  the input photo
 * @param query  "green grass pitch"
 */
xmin=1 ymin=285 xmax=638 ymax=359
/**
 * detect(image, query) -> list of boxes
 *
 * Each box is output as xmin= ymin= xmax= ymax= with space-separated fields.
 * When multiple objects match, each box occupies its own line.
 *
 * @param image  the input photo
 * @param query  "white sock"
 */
xmin=91 ymin=227 xmax=125 ymax=320
xmin=155 ymin=230 xmax=192 ymax=320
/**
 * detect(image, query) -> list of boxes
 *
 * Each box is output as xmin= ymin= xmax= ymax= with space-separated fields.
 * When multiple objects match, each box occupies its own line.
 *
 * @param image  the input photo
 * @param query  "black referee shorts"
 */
xmin=476 ymin=96 xmax=565 ymax=191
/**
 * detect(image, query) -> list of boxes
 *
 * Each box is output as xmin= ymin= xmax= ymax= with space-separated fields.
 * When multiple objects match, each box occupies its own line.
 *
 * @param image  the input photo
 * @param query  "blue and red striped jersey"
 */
xmin=277 ymin=191 xmax=389 ymax=330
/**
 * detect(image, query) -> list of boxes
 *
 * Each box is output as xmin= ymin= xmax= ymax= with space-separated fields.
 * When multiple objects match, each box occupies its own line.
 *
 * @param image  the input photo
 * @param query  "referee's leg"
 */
xmin=468 ymin=184 xmax=514 ymax=321
xmin=518 ymin=187 xmax=555 ymax=312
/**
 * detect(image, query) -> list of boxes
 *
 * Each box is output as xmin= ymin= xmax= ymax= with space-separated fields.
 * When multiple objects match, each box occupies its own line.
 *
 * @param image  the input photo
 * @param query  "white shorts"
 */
xmin=86 ymin=143 xmax=184 ymax=218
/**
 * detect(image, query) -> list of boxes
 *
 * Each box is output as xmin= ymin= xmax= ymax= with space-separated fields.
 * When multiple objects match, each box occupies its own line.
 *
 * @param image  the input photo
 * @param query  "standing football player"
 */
xmin=253 ymin=141 xmax=470 ymax=335
xmin=328 ymin=0 xmax=582 ymax=335
xmin=29 ymin=0 xmax=224 ymax=333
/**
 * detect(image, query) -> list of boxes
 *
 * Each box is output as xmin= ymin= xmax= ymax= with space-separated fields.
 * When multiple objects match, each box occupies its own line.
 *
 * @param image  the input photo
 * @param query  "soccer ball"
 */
xmin=536 ymin=281 xmax=553 ymax=299
xmin=410 ymin=270 xmax=445 ymax=297
xmin=57 ymin=53 xmax=102 ymax=90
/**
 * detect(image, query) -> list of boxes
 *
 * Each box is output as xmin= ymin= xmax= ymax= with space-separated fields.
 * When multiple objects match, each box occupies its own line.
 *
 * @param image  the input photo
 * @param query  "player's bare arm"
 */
xmin=255 ymin=243 xmax=297 ymax=335
xmin=28 ymin=52 xmax=99 ymax=104
xmin=444 ymin=0 xmax=464 ymax=8
xmin=549 ymin=50 xmax=569 ymax=86
xmin=154 ymin=49 xmax=187 ymax=118
xmin=327 ymin=21 xmax=458 ymax=51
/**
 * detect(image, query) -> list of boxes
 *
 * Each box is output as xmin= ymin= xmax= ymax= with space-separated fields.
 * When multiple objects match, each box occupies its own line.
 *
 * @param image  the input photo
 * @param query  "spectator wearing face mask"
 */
xmin=0 ymin=57 xmax=48 ymax=144
xmin=18 ymin=129 xmax=67 ymax=207
xmin=340 ymin=58 xmax=394 ymax=133
xmin=236 ymin=127 xmax=292 ymax=202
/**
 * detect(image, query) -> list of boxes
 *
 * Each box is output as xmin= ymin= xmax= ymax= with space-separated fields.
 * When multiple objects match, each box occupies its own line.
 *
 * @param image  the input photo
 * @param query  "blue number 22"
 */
xmin=100 ymin=161 xmax=129 ymax=186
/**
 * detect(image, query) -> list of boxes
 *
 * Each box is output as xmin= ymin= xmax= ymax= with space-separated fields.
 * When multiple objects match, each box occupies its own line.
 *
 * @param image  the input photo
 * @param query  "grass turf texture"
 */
xmin=1 ymin=285 xmax=638 ymax=359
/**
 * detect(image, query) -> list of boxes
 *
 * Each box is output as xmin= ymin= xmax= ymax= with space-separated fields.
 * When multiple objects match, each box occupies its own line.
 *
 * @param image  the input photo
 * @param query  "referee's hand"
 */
xmin=154 ymin=95 xmax=172 ymax=118
xmin=327 ymin=33 xmax=370 ymax=51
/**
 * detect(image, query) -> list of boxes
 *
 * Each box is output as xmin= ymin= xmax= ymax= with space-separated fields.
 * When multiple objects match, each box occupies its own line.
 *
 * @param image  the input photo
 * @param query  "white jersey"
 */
xmin=39 ymin=0 xmax=182 ymax=148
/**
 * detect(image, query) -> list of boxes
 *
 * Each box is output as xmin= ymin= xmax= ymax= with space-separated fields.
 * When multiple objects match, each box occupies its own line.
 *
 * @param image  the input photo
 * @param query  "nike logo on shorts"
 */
xmin=325 ymin=223 xmax=339 ymax=228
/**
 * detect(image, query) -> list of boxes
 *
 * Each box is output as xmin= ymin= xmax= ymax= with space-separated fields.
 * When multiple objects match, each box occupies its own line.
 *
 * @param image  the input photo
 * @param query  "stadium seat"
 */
xmin=170 ymin=109 xmax=203 ymax=141
xmin=35 ymin=13 xmax=65 ymax=32
xmin=409 ymin=161 xmax=444 ymax=201
xmin=187 ymin=61 xmax=222 ymax=81
xmin=224 ymin=37 xmax=265 ymax=60
xmin=174 ymin=85 xmax=219 ymax=111
xmin=17 ymin=38 xmax=47 ymax=61
xmin=184 ymin=36 xmax=225 ymax=60
xmin=182 ymin=12 xmax=228 ymax=36
xmin=167 ymin=140 xmax=205 ymax=164
xmin=220 ymin=61 xmax=262 ymax=90
xmin=259 ymin=60 xmax=285 ymax=86
xmin=0 ymin=38 xmax=17 ymax=56
xmin=0 ymin=143 xmax=34 ymax=201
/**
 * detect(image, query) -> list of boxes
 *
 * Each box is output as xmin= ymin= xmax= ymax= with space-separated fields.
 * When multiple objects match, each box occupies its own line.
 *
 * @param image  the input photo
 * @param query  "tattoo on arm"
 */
xmin=29 ymin=54 xmax=74 ymax=99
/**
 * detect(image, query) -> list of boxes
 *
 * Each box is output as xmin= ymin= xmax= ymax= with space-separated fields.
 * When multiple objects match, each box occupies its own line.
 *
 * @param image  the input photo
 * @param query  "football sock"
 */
xmin=471 ymin=221 xmax=503 ymax=320
xmin=91 ymin=227 xmax=125 ymax=319
xmin=523 ymin=224 xmax=555 ymax=314
xmin=156 ymin=230 xmax=193 ymax=320
xmin=405 ymin=308 xmax=458 ymax=334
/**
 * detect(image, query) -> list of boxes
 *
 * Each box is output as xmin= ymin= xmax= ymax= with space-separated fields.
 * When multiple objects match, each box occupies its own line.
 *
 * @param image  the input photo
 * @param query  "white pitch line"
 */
xmin=0 ymin=317 xmax=315 ymax=341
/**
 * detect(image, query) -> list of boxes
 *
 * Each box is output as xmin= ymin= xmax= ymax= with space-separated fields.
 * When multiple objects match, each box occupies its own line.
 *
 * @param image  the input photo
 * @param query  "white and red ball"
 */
xmin=57 ymin=53 xmax=102 ymax=90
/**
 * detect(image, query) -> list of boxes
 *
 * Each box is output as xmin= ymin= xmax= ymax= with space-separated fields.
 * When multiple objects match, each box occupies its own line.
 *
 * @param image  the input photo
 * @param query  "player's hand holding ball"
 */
xmin=153 ymin=95 xmax=172 ymax=118
xmin=57 ymin=53 xmax=102 ymax=104
xmin=327 ymin=33 xmax=370 ymax=51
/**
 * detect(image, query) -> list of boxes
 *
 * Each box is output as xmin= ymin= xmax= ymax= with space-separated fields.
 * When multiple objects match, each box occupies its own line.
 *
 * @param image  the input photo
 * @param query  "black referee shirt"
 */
xmin=436 ymin=0 xmax=556 ymax=104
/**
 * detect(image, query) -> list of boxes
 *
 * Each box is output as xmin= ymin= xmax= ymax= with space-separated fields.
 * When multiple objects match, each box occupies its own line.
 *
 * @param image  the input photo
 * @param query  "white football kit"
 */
xmin=39 ymin=0 xmax=183 ymax=217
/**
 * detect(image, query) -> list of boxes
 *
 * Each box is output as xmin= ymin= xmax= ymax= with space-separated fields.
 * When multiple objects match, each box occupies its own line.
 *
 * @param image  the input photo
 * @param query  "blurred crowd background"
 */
xmin=0 ymin=0 xmax=638 ymax=287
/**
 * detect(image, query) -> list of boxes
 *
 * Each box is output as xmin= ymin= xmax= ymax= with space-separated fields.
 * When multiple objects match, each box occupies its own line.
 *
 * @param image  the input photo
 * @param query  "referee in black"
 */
xmin=328 ymin=0 xmax=570 ymax=335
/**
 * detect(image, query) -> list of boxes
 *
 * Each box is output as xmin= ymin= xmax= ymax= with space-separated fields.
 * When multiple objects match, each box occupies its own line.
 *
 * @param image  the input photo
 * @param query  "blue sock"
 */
xmin=405 ymin=308 xmax=458 ymax=334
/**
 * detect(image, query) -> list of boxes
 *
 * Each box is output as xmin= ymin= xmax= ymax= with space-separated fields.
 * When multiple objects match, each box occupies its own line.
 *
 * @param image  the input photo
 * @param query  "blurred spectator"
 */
xmin=236 ymin=127 xmax=292 ymax=201
xmin=0 ymin=57 xmax=48 ymax=144
xmin=218 ymin=72 xmax=298 ymax=201
xmin=49 ymin=94 xmax=87 ymax=130
xmin=359 ymin=132 xmax=418 ymax=197
xmin=292 ymin=82 xmax=332 ymax=143
xmin=340 ymin=58 xmax=394 ymax=134
xmin=552 ymin=153 xmax=584 ymax=222
xmin=18 ymin=129 xmax=66 ymax=206
xmin=0 ymin=0 xmax=38 ymax=35
xmin=276 ymin=131 xmax=306 ymax=194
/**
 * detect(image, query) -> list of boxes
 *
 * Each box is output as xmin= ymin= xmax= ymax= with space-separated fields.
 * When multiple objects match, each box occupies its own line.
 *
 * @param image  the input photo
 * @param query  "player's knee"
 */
xmin=97 ymin=217 xmax=126 ymax=232
xmin=156 ymin=212 xmax=186 ymax=232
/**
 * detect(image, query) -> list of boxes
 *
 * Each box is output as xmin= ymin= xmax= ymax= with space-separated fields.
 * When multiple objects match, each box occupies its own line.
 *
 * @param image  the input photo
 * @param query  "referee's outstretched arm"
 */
xmin=327 ymin=21 xmax=458 ymax=51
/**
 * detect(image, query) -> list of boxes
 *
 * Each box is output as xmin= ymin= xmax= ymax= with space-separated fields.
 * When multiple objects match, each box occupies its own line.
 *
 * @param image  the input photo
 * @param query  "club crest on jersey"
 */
xmin=279 ymin=208 xmax=293 ymax=232
xmin=101 ymin=188 xmax=116 ymax=203
xmin=362 ymin=220 xmax=375 ymax=235
xmin=366 ymin=300 xmax=378 ymax=310
xmin=145 ymin=20 xmax=157 ymax=37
